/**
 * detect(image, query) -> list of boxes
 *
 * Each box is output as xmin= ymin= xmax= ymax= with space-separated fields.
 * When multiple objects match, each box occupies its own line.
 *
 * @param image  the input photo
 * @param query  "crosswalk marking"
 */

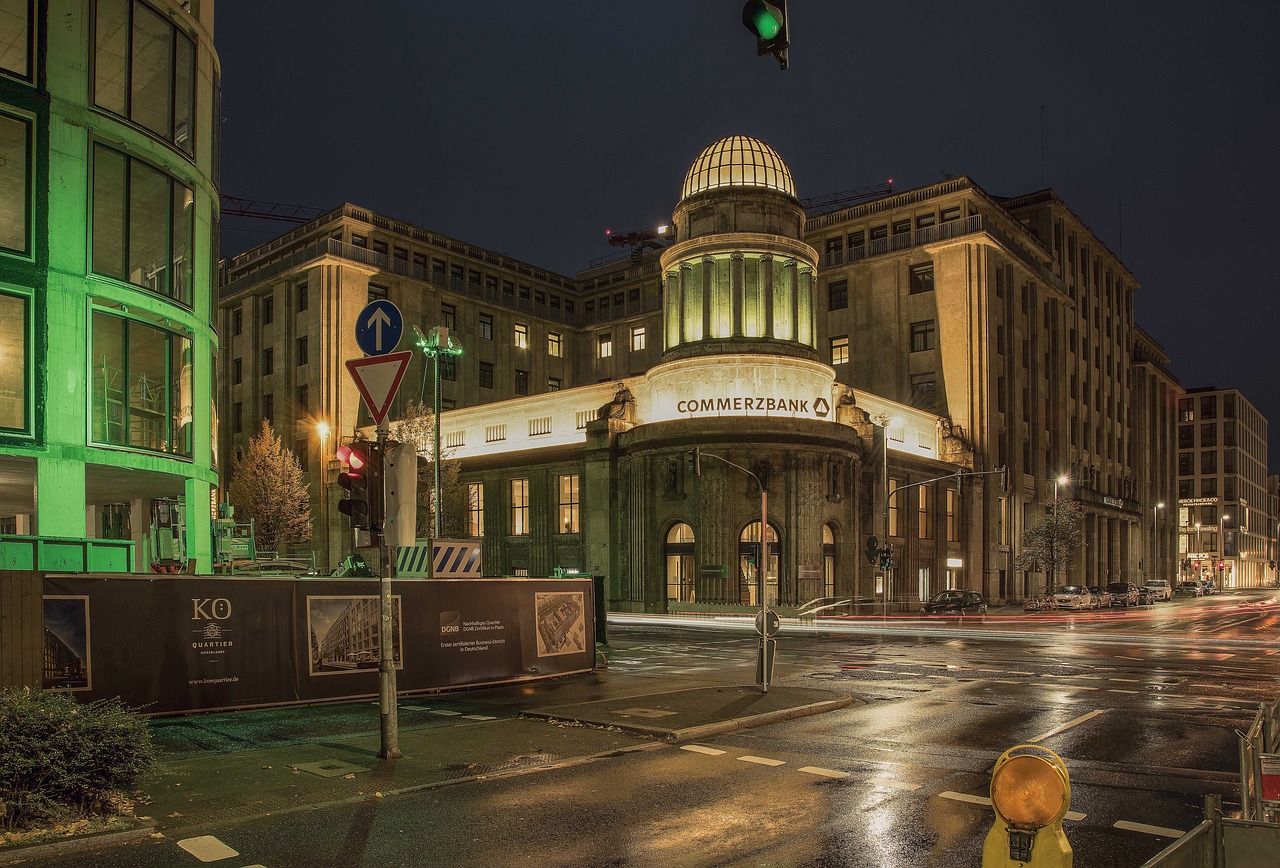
xmin=681 ymin=745 xmax=726 ymax=756
xmin=942 ymin=792 xmax=1086 ymax=821
xmin=738 ymin=755 xmax=786 ymax=767
xmin=799 ymin=766 xmax=848 ymax=778
xmin=1109 ymin=689 xmax=1140 ymax=694
xmin=462 ymin=714 xmax=497 ymax=721
xmin=1027 ymin=709 xmax=1106 ymax=743
xmin=872 ymin=777 xmax=921 ymax=791
xmin=177 ymin=836 xmax=239 ymax=862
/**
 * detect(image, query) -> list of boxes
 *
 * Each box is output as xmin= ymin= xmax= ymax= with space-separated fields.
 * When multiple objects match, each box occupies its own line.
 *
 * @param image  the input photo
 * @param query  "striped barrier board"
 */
xmin=395 ymin=540 xmax=482 ymax=578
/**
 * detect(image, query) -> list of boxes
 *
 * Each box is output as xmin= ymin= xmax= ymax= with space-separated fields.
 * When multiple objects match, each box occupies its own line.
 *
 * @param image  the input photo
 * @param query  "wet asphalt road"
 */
xmin=39 ymin=589 xmax=1280 ymax=867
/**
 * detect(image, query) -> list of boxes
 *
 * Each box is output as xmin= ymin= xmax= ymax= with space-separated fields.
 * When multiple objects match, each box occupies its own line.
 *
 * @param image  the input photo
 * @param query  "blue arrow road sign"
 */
xmin=355 ymin=300 xmax=404 ymax=356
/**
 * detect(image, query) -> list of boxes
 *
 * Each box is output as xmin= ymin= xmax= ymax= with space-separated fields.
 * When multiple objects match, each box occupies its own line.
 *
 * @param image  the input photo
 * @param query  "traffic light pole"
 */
xmin=375 ymin=420 xmax=401 ymax=760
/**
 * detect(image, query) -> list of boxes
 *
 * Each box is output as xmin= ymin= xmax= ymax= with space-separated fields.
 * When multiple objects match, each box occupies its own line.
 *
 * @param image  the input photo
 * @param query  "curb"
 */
xmin=0 ymin=824 xmax=155 ymax=867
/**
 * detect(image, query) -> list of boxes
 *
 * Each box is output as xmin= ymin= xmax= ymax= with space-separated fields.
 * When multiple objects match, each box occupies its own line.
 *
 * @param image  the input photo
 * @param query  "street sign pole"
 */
xmin=376 ymin=418 xmax=401 ymax=760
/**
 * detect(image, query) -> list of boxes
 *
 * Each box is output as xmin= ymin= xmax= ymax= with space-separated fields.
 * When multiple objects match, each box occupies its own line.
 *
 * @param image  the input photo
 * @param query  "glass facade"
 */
xmin=0 ymin=290 xmax=26 ymax=430
xmin=0 ymin=109 xmax=29 ymax=252
xmin=91 ymin=310 xmax=192 ymax=456
xmin=0 ymin=0 xmax=32 ymax=80
xmin=92 ymin=143 xmax=194 ymax=304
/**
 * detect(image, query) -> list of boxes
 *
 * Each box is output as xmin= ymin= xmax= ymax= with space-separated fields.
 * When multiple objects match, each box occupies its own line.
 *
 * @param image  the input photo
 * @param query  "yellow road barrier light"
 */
xmin=982 ymin=744 xmax=1073 ymax=867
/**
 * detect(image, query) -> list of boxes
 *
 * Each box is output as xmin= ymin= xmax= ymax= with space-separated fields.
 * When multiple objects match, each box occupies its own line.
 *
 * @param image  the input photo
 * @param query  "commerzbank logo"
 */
xmin=674 ymin=395 xmax=833 ymax=417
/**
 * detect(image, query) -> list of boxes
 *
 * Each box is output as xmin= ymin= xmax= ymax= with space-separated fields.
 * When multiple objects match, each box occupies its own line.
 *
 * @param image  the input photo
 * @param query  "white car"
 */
xmin=1052 ymin=585 xmax=1096 ymax=610
xmin=1142 ymin=582 xmax=1172 ymax=602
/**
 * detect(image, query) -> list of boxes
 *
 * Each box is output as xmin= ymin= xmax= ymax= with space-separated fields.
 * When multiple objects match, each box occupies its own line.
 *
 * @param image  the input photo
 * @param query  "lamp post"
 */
xmin=1219 ymin=512 xmax=1231 ymax=588
xmin=316 ymin=421 xmax=331 ymax=570
xmin=1195 ymin=522 xmax=1202 ymax=580
xmin=1150 ymin=502 xmax=1164 ymax=584
xmin=414 ymin=326 xmax=463 ymax=539
xmin=1049 ymin=475 xmax=1068 ymax=594
xmin=872 ymin=415 xmax=895 ymax=619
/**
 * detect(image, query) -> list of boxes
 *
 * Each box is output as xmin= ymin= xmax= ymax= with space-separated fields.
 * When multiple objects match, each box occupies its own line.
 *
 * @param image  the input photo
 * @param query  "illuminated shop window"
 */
xmin=91 ymin=143 xmax=194 ymax=304
xmin=91 ymin=310 xmax=192 ymax=456
xmin=93 ymin=0 xmax=197 ymax=156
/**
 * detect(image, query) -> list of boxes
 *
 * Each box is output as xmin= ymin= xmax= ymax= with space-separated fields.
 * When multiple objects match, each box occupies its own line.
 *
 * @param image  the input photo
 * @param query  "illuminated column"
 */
xmin=665 ymin=270 xmax=680 ymax=350
xmin=785 ymin=259 xmax=799 ymax=343
xmin=762 ymin=255 xmax=775 ymax=338
xmin=678 ymin=263 xmax=692 ymax=345
xmin=702 ymin=256 xmax=714 ymax=341
xmin=731 ymin=253 xmax=745 ymax=337
xmin=798 ymin=265 xmax=814 ymax=348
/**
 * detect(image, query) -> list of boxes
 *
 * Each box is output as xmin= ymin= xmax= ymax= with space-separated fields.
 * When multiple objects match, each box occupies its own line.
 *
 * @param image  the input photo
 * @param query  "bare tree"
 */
xmin=393 ymin=401 xmax=470 ymax=538
xmin=1014 ymin=498 xmax=1084 ymax=596
xmin=227 ymin=420 xmax=312 ymax=554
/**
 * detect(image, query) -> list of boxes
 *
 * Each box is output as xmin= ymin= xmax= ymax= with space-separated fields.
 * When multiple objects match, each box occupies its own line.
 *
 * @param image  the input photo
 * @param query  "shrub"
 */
xmin=0 ymin=688 xmax=153 ymax=831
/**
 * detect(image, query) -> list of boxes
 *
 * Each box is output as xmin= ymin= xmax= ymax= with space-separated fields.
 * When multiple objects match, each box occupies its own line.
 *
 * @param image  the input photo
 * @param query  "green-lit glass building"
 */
xmin=0 ymin=0 xmax=219 ymax=572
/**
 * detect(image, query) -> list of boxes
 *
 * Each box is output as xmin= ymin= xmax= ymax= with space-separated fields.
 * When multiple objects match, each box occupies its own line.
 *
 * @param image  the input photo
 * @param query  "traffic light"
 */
xmin=382 ymin=440 xmax=418 ymax=548
xmin=997 ymin=464 xmax=1009 ymax=491
xmin=983 ymin=744 xmax=1073 ymax=866
xmin=879 ymin=546 xmax=893 ymax=571
xmin=741 ymin=0 xmax=789 ymax=70
xmin=337 ymin=441 xmax=382 ymax=531
xmin=687 ymin=447 xmax=701 ymax=476
xmin=865 ymin=535 xmax=879 ymax=566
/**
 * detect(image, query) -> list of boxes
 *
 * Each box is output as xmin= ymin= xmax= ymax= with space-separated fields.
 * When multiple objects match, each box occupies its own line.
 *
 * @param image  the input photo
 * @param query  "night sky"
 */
xmin=215 ymin=1 xmax=1280 ymax=465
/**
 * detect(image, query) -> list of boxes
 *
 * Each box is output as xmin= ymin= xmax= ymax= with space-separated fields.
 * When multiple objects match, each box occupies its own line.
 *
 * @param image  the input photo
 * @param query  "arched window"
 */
xmin=666 ymin=523 xmax=696 ymax=603
xmin=739 ymin=521 xmax=781 ymax=606
xmin=823 ymin=523 xmax=837 ymax=597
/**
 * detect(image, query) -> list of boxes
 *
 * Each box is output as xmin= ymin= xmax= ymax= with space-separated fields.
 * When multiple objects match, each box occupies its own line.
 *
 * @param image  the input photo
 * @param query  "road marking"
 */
xmin=1007 ymin=671 xmax=1035 ymax=676
xmin=992 ymin=680 xmax=1022 ymax=685
xmin=739 ymin=755 xmax=786 ymax=767
xmin=176 ymin=836 xmax=239 ymax=862
xmin=681 ymin=745 xmax=726 ymax=756
xmin=799 ymin=766 xmax=848 ymax=778
xmin=1114 ymin=820 xmax=1185 ymax=838
xmin=1069 ymin=686 xmax=1099 ymax=691
xmin=1027 ymin=709 xmax=1106 ymax=743
xmin=1111 ymin=677 xmax=1141 ymax=683
xmin=872 ymin=777 xmax=921 ymax=791
xmin=429 ymin=709 xmax=462 ymax=716
xmin=462 ymin=714 xmax=497 ymax=721
xmin=1108 ymin=689 xmax=1141 ymax=694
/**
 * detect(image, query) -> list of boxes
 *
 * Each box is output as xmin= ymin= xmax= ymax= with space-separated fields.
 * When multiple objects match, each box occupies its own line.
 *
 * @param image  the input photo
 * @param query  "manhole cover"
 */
xmin=293 ymin=760 xmax=371 ymax=778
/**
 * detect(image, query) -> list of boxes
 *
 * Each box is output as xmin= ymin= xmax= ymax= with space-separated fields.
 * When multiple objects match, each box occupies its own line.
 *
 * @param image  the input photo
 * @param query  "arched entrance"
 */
xmin=823 ymin=523 xmax=837 ymax=598
xmin=665 ymin=522 xmax=696 ymax=603
xmin=739 ymin=521 xmax=781 ymax=606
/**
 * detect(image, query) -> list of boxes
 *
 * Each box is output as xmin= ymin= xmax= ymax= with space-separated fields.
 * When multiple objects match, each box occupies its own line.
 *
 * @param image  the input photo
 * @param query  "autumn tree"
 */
xmin=393 ymin=401 xmax=470 ymax=538
xmin=1014 ymin=498 xmax=1084 ymax=596
xmin=227 ymin=420 xmax=313 ymax=554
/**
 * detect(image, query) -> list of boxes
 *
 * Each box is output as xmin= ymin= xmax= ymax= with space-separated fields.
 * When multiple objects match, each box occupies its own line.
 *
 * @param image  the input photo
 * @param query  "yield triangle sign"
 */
xmin=346 ymin=351 xmax=413 ymax=425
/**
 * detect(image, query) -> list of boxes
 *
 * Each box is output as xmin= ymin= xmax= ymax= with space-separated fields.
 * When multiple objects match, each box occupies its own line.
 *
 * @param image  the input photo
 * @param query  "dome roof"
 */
xmin=680 ymin=136 xmax=796 ymax=201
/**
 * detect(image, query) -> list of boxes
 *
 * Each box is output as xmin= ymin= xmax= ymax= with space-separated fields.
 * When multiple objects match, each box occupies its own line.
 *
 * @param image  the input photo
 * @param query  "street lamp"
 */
xmin=872 ymin=414 xmax=896 ymax=618
xmin=1151 ymin=502 xmax=1164 ymax=583
xmin=413 ymin=326 xmax=463 ymax=539
xmin=1218 ymin=513 xmax=1231 ymax=587
xmin=316 ymin=421 xmax=331 ymax=570
xmin=1048 ymin=475 xmax=1069 ymax=593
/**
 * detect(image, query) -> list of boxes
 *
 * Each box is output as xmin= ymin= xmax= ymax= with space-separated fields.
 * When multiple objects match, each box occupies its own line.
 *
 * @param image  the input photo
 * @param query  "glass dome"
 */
xmin=680 ymin=136 xmax=796 ymax=201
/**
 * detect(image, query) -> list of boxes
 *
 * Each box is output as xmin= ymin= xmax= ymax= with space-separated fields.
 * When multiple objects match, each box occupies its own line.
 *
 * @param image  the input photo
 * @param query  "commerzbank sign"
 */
xmin=675 ymin=395 xmax=831 ymax=418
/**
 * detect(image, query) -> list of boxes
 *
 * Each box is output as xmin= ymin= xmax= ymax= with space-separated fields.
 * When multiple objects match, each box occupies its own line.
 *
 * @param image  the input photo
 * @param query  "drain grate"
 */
xmin=292 ymin=760 xmax=371 ymax=778
xmin=440 ymin=753 xmax=558 ymax=780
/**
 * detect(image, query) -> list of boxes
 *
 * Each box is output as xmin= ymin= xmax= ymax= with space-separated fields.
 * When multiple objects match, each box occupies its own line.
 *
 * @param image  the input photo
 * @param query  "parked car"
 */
xmin=1106 ymin=581 xmax=1140 ymax=607
xmin=1142 ymin=582 xmax=1172 ymax=602
xmin=1052 ymin=585 xmax=1096 ymax=610
xmin=1174 ymin=581 xmax=1203 ymax=597
xmin=1087 ymin=586 xmax=1111 ymax=607
xmin=922 ymin=590 xmax=988 ymax=616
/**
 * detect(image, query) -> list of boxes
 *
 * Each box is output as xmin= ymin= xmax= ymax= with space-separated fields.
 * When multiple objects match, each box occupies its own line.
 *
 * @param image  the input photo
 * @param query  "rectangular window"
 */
xmin=231 ymin=357 xmax=241 ymax=385
xmin=547 ymin=331 xmax=562 ymax=356
xmin=0 ymin=291 xmax=28 ymax=431
xmin=440 ymin=355 xmax=456 ymax=381
xmin=631 ymin=326 xmax=647 ymax=352
xmin=514 ymin=323 xmax=528 ymax=349
xmin=1178 ymin=453 xmax=1193 ymax=476
xmin=598 ymin=334 xmax=613 ymax=358
xmin=1201 ymin=423 xmax=1217 ymax=448
xmin=262 ymin=393 xmax=272 ymax=423
xmin=910 ymin=320 xmax=937 ymax=352
xmin=93 ymin=0 xmax=197 ymax=155
xmin=830 ymin=335 xmax=849 ymax=365
xmin=0 ymin=111 xmax=30 ymax=253
xmin=296 ymin=384 xmax=308 ymax=410
xmin=479 ymin=313 xmax=493 ymax=341
xmin=0 ymin=0 xmax=32 ymax=79
xmin=441 ymin=303 xmax=456 ymax=330
xmin=910 ymin=372 xmax=937 ymax=409
xmin=502 ymin=280 xmax=514 ymax=297
xmin=514 ymin=369 xmax=528 ymax=395
xmin=1201 ymin=451 xmax=1217 ymax=474
xmin=262 ymin=295 xmax=274 ymax=323
xmin=262 ymin=347 xmax=274 ymax=375
xmin=232 ymin=307 xmax=242 ymax=336
xmin=558 ymin=474 xmax=580 ymax=533
xmin=296 ymin=282 xmax=308 ymax=312
xmin=828 ymin=280 xmax=848 ymax=310
xmin=92 ymin=143 xmax=195 ymax=304
xmin=909 ymin=264 xmax=934 ymax=294
xmin=510 ymin=478 xmax=529 ymax=535
xmin=232 ymin=401 xmax=242 ymax=435
xmin=90 ymin=310 xmax=192 ymax=455
xmin=918 ymin=487 xmax=930 ymax=539
xmin=888 ymin=478 xmax=901 ymax=537
xmin=467 ymin=482 xmax=484 ymax=537
xmin=547 ymin=377 xmax=561 ymax=391
xmin=296 ymin=336 xmax=307 ymax=366
xmin=946 ymin=489 xmax=958 ymax=542
xmin=478 ymin=361 xmax=493 ymax=389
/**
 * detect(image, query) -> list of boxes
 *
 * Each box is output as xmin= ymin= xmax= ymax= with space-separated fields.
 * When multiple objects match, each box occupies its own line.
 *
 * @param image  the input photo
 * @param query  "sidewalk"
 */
xmin=3 ymin=668 xmax=851 ymax=864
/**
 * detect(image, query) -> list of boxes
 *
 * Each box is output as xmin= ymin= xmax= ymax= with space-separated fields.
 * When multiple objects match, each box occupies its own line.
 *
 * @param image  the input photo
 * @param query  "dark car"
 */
xmin=1174 ymin=581 xmax=1203 ymax=597
xmin=1106 ymin=581 xmax=1139 ymax=607
xmin=922 ymin=590 xmax=988 ymax=616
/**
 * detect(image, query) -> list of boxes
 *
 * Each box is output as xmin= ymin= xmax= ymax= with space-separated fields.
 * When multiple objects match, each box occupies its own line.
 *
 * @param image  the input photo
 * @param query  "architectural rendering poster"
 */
xmin=43 ymin=596 xmax=90 ymax=691
xmin=306 ymin=595 xmax=403 ymax=676
xmin=534 ymin=591 xmax=587 ymax=657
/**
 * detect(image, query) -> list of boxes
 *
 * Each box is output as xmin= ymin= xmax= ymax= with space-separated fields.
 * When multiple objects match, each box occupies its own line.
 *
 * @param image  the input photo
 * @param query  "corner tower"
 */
xmin=659 ymin=136 xmax=818 ymax=361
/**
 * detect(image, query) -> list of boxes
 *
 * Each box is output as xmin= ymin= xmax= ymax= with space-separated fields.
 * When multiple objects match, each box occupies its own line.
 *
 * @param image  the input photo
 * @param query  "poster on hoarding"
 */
xmin=43 ymin=596 xmax=91 ymax=691
xmin=306 ymin=596 xmax=403 ymax=676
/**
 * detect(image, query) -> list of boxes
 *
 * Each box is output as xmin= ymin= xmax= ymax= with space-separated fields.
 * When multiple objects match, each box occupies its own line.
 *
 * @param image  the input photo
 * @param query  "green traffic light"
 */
xmin=744 ymin=5 xmax=782 ymax=39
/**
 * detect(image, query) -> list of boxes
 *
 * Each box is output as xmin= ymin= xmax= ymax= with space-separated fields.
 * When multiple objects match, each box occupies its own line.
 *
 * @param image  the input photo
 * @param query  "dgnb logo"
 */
xmin=440 ymin=611 xmax=461 ymax=634
xmin=192 ymin=598 xmax=232 ymax=620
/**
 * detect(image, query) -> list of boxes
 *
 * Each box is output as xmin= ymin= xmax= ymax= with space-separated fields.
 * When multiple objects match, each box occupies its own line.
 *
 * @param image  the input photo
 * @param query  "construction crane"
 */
xmin=218 ymin=195 xmax=327 ymax=224
xmin=800 ymin=181 xmax=894 ymax=216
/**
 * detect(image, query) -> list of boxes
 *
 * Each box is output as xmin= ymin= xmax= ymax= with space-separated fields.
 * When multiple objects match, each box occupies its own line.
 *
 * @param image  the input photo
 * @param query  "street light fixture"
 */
xmin=316 ymin=421 xmax=331 ymax=570
xmin=1219 ymin=513 xmax=1231 ymax=586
